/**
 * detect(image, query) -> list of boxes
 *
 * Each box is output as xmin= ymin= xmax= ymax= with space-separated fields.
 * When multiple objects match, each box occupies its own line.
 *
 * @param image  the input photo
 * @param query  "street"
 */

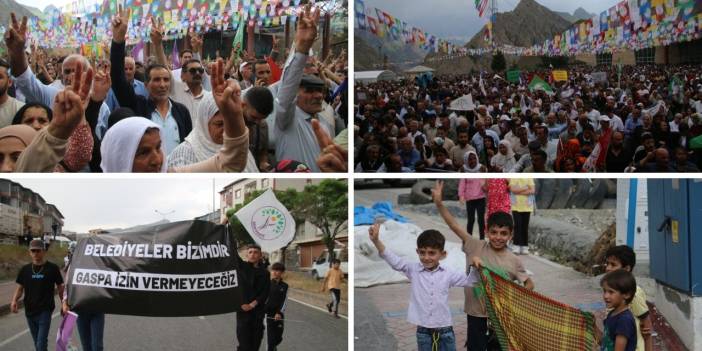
xmin=0 ymin=297 xmax=347 ymax=350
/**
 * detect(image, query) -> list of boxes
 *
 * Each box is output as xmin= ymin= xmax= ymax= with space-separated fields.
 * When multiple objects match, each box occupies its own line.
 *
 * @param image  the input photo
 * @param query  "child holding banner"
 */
xmin=432 ymin=180 xmax=534 ymax=351
xmin=368 ymin=223 xmax=479 ymax=351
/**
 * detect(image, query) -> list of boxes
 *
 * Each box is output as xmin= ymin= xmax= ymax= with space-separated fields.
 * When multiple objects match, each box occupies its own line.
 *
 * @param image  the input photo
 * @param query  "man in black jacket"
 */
xmin=265 ymin=262 xmax=288 ymax=351
xmin=109 ymin=5 xmax=192 ymax=156
xmin=236 ymin=244 xmax=270 ymax=351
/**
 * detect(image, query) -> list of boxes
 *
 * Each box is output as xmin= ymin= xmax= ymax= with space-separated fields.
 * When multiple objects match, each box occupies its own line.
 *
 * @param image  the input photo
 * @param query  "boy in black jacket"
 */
xmin=265 ymin=262 xmax=288 ymax=351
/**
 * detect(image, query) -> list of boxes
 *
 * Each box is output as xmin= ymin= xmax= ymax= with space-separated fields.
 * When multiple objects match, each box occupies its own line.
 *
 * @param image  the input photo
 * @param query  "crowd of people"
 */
xmin=0 ymin=4 xmax=348 ymax=173
xmin=354 ymin=63 xmax=702 ymax=173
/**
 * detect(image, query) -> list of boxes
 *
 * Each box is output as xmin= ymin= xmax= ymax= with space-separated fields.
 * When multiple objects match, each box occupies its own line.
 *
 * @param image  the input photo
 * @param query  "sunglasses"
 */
xmin=187 ymin=67 xmax=205 ymax=75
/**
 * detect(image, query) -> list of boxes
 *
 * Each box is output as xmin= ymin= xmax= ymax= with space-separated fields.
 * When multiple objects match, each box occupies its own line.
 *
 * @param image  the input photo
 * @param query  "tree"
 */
xmin=491 ymin=50 xmax=506 ymax=73
xmin=298 ymin=179 xmax=348 ymax=262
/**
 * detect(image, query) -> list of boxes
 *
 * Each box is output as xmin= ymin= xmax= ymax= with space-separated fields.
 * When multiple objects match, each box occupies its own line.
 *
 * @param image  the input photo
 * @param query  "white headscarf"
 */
xmin=462 ymin=150 xmax=482 ymax=173
xmin=100 ymin=117 xmax=168 ymax=173
xmin=183 ymin=94 xmax=259 ymax=172
xmin=491 ymin=139 xmax=516 ymax=170
xmin=186 ymin=94 xmax=221 ymax=162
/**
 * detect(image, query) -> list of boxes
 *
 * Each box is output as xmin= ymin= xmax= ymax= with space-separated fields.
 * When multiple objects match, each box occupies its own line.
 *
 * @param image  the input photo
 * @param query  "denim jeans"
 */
xmin=416 ymin=326 xmax=456 ymax=351
xmin=25 ymin=310 xmax=52 ymax=351
xmin=76 ymin=312 xmax=105 ymax=351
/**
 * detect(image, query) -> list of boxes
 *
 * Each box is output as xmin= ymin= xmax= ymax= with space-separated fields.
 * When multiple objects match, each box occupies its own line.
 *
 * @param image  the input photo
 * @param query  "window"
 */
xmin=635 ymin=48 xmax=655 ymax=65
xmin=244 ymin=182 xmax=257 ymax=196
xmin=235 ymin=189 xmax=241 ymax=199
xmin=596 ymin=53 xmax=612 ymax=66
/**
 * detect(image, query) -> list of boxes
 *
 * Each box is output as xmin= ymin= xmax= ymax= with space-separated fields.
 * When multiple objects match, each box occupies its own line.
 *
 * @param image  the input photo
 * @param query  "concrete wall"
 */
xmin=654 ymin=283 xmax=702 ymax=350
xmin=575 ymin=54 xmax=596 ymax=65
xmin=613 ymin=50 xmax=636 ymax=65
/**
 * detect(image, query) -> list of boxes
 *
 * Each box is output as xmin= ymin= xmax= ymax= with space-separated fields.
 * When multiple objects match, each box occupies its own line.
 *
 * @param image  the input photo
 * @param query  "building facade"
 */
xmin=0 ymin=179 xmax=64 ymax=244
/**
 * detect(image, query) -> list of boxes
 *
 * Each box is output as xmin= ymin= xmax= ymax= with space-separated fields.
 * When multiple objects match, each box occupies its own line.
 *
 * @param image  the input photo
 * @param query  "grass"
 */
xmin=283 ymin=271 xmax=348 ymax=301
xmin=0 ymin=244 xmax=68 ymax=282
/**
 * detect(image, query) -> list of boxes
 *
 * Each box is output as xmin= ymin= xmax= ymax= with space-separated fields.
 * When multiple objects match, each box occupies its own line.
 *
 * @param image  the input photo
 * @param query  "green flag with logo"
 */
xmin=528 ymin=76 xmax=554 ymax=95
xmin=507 ymin=70 xmax=521 ymax=83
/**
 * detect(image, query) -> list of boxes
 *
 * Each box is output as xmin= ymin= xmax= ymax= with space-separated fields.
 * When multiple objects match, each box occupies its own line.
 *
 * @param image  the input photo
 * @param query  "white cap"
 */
xmin=499 ymin=115 xmax=511 ymax=121
xmin=599 ymin=115 xmax=611 ymax=122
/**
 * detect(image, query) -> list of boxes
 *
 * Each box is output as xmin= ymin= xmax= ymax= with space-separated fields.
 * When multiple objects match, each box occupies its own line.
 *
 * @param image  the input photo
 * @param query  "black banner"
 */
xmin=67 ymin=220 xmax=242 ymax=317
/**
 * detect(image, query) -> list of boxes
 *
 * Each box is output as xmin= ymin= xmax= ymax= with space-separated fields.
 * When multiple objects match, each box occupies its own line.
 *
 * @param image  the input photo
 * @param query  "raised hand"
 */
xmin=368 ymin=223 xmax=380 ymax=242
xmin=49 ymin=89 xmax=85 ymax=140
xmin=91 ymin=62 xmax=112 ymax=103
xmin=4 ymin=13 xmax=28 ymax=54
xmin=150 ymin=16 xmax=165 ymax=44
xmin=112 ymin=5 xmax=131 ymax=43
xmin=312 ymin=119 xmax=347 ymax=172
xmin=431 ymin=180 xmax=444 ymax=205
xmin=295 ymin=4 xmax=320 ymax=54
xmin=211 ymin=58 xmax=245 ymax=138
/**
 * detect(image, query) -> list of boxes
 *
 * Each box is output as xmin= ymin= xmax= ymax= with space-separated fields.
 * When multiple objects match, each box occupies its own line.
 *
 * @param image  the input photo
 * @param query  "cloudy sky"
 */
xmin=6 ymin=177 xmax=240 ymax=233
xmin=362 ymin=0 xmax=622 ymax=44
xmin=16 ymin=0 xmax=72 ymax=11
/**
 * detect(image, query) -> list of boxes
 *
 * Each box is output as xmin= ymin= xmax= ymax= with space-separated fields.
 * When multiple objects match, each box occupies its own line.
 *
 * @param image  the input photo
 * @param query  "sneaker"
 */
xmin=520 ymin=246 xmax=530 ymax=255
xmin=327 ymin=303 xmax=333 ymax=313
xmin=334 ymin=314 xmax=340 ymax=319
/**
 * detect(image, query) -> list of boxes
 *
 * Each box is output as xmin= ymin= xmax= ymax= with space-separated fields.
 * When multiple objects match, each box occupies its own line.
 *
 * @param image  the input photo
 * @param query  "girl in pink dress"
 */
xmin=485 ymin=178 xmax=511 ymax=234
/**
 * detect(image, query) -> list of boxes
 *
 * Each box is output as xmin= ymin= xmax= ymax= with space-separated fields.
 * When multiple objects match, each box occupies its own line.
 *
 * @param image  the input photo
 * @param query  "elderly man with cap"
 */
xmin=272 ymin=6 xmax=333 ymax=172
xmin=10 ymin=239 xmax=65 ymax=351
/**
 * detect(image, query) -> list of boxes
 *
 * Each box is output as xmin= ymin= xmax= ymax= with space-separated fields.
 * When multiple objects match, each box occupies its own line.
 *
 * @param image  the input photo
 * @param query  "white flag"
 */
xmin=234 ymin=189 xmax=296 ymax=253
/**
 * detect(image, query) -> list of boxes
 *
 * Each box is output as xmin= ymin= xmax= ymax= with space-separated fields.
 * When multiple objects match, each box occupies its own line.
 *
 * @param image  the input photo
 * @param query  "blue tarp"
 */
xmin=354 ymin=202 xmax=409 ymax=226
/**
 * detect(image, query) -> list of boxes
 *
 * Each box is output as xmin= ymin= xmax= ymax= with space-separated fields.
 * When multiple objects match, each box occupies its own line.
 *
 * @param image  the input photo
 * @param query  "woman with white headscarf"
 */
xmin=490 ymin=139 xmax=516 ymax=172
xmin=462 ymin=150 xmax=486 ymax=173
xmin=166 ymin=94 xmax=258 ymax=171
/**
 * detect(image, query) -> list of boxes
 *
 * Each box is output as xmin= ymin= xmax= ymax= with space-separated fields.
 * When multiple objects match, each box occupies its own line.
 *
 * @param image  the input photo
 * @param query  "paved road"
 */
xmin=0 ymin=298 xmax=347 ymax=351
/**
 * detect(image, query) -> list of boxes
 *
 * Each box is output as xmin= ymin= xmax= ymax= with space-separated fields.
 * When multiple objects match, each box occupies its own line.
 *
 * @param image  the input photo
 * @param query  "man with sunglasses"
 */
xmin=148 ymin=20 xmax=212 ymax=126
xmin=169 ymin=59 xmax=212 ymax=123
xmin=11 ymin=239 xmax=64 ymax=351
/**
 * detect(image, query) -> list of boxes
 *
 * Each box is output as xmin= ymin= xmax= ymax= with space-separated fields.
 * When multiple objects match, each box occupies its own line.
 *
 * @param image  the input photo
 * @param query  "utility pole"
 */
xmin=490 ymin=0 xmax=498 ymax=50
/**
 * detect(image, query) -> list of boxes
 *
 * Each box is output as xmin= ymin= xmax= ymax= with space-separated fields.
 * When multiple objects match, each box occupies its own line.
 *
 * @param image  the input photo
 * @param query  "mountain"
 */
xmin=573 ymin=7 xmax=594 ymax=21
xmin=354 ymin=30 xmax=428 ymax=72
xmin=422 ymin=0 xmax=573 ymax=74
xmin=0 ymin=0 xmax=40 ymax=28
xmin=466 ymin=0 xmax=572 ymax=49
xmin=556 ymin=7 xmax=594 ymax=24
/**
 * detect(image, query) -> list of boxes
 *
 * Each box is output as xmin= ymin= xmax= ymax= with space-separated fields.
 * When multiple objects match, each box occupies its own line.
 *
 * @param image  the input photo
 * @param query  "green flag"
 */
xmin=232 ymin=15 xmax=246 ymax=57
xmin=507 ymin=70 xmax=521 ymax=83
xmin=528 ymin=76 xmax=554 ymax=95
